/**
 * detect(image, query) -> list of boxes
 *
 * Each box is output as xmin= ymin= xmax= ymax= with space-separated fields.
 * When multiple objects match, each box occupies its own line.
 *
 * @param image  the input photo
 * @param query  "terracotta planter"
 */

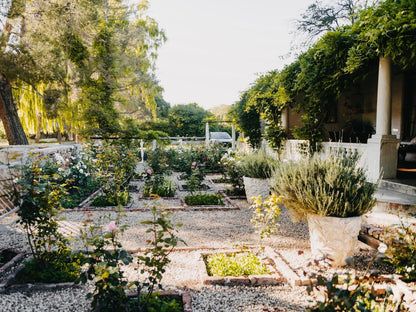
xmin=243 ymin=177 xmax=270 ymax=204
xmin=307 ymin=214 xmax=362 ymax=266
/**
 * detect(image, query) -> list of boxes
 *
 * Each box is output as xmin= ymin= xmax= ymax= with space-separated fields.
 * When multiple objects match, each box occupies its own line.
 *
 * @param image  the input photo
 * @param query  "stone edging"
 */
xmin=64 ymin=190 xmax=240 ymax=212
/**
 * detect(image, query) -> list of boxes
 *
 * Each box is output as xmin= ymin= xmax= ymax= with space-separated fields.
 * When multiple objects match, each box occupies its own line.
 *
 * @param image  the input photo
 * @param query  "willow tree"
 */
xmin=0 ymin=0 xmax=103 ymax=144
xmin=66 ymin=0 xmax=166 ymax=135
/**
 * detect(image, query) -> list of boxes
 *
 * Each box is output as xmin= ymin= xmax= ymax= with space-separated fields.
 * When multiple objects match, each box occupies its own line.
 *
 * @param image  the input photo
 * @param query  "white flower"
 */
xmin=378 ymin=243 xmax=388 ymax=253
xmin=406 ymin=266 xmax=413 ymax=273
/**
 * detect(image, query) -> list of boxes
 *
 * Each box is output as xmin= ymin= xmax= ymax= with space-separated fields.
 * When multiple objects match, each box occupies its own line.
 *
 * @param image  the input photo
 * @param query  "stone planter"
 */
xmin=307 ymin=214 xmax=362 ymax=267
xmin=243 ymin=177 xmax=270 ymax=204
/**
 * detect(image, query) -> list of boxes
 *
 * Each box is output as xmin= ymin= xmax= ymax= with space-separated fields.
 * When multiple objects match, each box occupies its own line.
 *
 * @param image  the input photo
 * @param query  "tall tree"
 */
xmin=0 ymin=0 xmax=103 ymax=144
xmin=168 ymin=103 xmax=211 ymax=137
xmin=296 ymin=0 xmax=378 ymax=41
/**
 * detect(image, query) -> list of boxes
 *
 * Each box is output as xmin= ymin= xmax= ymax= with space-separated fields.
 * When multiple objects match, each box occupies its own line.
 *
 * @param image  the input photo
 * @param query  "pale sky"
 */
xmin=147 ymin=0 xmax=314 ymax=110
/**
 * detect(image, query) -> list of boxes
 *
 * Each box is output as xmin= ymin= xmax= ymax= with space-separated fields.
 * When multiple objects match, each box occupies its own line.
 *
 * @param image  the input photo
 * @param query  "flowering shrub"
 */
xmin=79 ymin=201 xmax=184 ymax=311
xmin=185 ymin=162 xmax=206 ymax=194
xmin=79 ymin=210 xmax=132 ymax=311
xmin=250 ymin=193 xmax=281 ymax=239
xmin=87 ymin=141 xmax=137 ymax=206
xmin=7 ymin=154 xmax=82 ymax=282
xmin=147 ymin=148 xmax=169 ymax=174
xmin=220 ymin=150 xmax=245 ymax=193
xmin=56 ymin=150 xmax=100 ymax=209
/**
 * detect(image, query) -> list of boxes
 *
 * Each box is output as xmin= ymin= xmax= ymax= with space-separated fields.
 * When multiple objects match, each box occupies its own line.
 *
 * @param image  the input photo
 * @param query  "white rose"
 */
xmin=378 ymin=243 xmax=388 ymax=253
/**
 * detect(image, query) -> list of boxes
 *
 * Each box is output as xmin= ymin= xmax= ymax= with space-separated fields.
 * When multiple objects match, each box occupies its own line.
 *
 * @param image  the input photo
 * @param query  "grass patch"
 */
xmin=184 ymin=193 xmax=224 ymax=206
xmin=204 ymin=252 xmax=269 ymax=277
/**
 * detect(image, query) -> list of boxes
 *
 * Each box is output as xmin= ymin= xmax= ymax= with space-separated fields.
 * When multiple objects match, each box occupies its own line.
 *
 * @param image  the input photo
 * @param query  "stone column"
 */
xmin=281 ymin=107 xmax=289 ymax=132
xmin=140 ymin=139 xmax=144 ymax=163
xmin=367 ymin=56 xmax=400 ymax=181
xmin=205 ymin=122 xmax=210 ymax=147
xmin=231 ymin=123 xmax=236 ymax=150
xmin=375 ymin=57 xmax=392 ymax=136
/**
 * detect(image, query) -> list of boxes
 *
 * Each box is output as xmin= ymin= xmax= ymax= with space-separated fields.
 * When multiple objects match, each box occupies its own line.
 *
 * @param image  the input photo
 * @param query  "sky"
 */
xmin=146 ymin=0 xmax=314 ymax=110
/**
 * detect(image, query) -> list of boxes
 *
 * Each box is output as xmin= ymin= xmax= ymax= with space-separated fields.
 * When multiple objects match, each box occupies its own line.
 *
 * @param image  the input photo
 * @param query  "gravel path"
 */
xmin=0 ymin=198 xmax=316 ymax=312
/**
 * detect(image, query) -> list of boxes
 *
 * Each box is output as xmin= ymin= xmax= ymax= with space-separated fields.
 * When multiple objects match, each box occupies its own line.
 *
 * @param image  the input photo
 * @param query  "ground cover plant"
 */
xmin=79 ymin=200 xmax=184 ymax=312
xmin=184 ymin=193 xmax=224 ymax=206
xmin=204 ymin=252 xmax=269 ymax=277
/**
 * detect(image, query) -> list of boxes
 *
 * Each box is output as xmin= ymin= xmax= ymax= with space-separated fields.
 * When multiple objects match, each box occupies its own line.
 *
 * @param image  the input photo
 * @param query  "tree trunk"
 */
xmin=0 ymin=76 xmax=29 ymax=145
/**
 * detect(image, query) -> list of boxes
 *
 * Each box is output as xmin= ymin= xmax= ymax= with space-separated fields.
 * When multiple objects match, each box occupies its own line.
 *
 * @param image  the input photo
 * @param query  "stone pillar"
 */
xmin=281 ymin=107 xmax=289 ymax=132
xmin=140 ymin=139 xmax=144 ymax=163
xmin=205 ymin=122 xmax=210 ymax=147
xmin=375 ymin=57 xmax=392 ymax=136
xmin=231 ymin=123 xmax=236 ymax=150
xmin=367 ymin=56 xmax=400 ymax=182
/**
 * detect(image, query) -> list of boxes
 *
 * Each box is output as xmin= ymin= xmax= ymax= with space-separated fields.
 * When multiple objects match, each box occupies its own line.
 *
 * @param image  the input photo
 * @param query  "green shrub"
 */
xmin=128 ymin=293 xmax=183 ymax=312
xmin=241 ymin=150 xmax=276 ymax=179
xmin=15 ymin=250 xmax=84 ymax=284
xmin=91 ymin=191 xmax=131 ymax=207
xmin=205 ymin=252 xmax=269 ymax=277
xmin=143 ymin=174 xmax=176 ymax=197
xmin=271 ymin=153 xmax=377 ymax=221
xmin=184 ymin=193 xmax=224 ymax=205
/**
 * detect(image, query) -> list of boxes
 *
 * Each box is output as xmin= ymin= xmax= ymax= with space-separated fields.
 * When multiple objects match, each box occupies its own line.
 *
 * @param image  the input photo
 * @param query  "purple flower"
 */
xmin=107 ymin=221 xmax=118 ymax=232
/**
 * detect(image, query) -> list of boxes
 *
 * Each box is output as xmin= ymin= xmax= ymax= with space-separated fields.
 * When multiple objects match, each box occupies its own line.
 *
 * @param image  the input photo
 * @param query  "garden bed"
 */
xmin=127 ymin=291 xmax=193 ymax=312
xmin=200 ymin=248 xmax=281 ymax=286
xmin=0 ymin=254 xmax=81 ymax=294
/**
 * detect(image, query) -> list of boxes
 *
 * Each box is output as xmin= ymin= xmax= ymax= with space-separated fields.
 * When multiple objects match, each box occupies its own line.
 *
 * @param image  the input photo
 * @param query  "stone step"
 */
xmin=379 ymin=179 xmax=416 ymax=196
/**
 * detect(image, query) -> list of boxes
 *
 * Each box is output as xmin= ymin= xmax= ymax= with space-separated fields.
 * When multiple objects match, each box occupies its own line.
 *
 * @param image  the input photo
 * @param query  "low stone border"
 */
xmin=199 ymin=247 xmax=282 ymax=286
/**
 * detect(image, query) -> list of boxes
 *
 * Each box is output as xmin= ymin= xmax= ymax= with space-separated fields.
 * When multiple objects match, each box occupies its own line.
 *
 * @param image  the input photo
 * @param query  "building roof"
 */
xmin=210 ymin=132 xmax=232 ymax=142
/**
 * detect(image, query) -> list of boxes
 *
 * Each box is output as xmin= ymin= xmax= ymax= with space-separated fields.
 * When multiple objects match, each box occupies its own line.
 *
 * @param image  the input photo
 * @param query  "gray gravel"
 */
xmin=0 ymin=197 xmax=314 ymax=311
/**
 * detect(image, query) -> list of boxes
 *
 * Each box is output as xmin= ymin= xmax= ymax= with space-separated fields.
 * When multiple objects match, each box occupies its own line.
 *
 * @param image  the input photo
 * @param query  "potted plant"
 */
xmin=271 ymin=153 xmax=377 ymax=266
xmin=241 ymin=150 xmax=275 ymax=204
